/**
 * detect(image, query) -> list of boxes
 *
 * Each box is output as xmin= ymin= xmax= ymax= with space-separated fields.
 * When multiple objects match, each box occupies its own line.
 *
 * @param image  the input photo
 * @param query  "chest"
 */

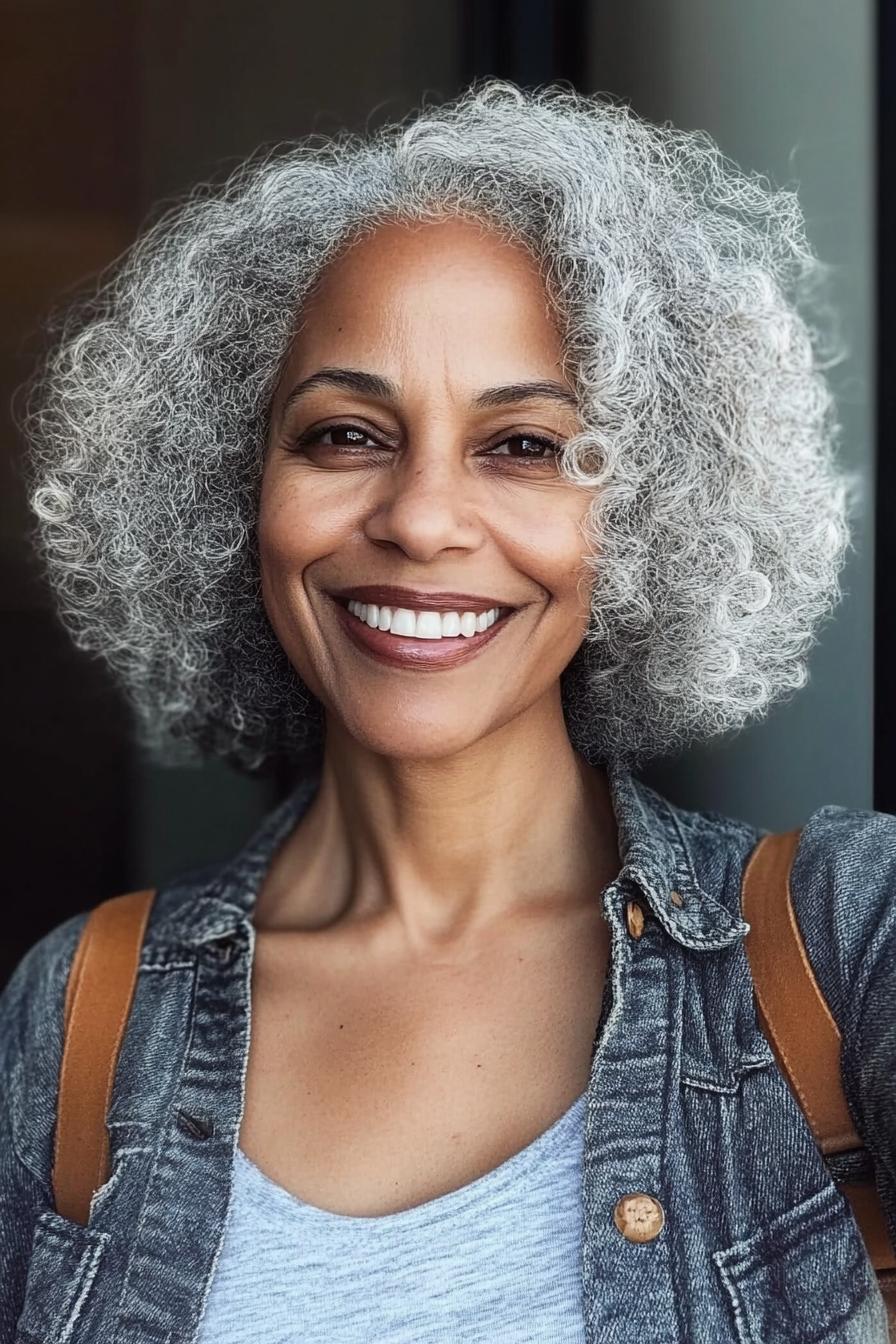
xmin=238 ymin=906 xmax=609 ymax=1217
xmin=20 ymin=890 xmax=885 ymax=1344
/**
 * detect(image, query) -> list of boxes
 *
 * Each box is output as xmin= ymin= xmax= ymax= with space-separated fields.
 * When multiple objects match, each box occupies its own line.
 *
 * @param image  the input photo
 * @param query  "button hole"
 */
xmin=206 ymin=935 xmax=238 ymax=963
xmin=177 ymin=1109 xmax=214 ymax=1140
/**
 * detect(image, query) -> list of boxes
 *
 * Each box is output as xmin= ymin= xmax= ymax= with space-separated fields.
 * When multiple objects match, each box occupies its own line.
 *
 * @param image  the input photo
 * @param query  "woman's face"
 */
xmin=259 ymin=215 xmax=596 ymax=760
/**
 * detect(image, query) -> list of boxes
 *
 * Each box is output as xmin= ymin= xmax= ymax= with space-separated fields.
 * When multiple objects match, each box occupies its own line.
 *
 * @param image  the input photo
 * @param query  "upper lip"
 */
xmin=328 ymin=585 xmax=518 ymax=614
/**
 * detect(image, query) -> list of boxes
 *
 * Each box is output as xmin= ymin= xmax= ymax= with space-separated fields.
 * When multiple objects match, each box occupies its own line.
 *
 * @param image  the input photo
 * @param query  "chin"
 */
xmin=335 ymin=709 xmax=492 ymax=763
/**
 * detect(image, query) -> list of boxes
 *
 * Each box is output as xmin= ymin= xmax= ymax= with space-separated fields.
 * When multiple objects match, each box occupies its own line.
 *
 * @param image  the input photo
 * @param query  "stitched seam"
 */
xmin=661 ymin=800 xmax=704 ymax=894
xmin=850 ymin=943 xmax=896 ymax=1203
xmin=111 ymin=958 xmax=199 ymax=1329
xmin=86 ymin=1146 xmax=149 ymax=1221
xmin=194 ymin=923 xmax=255 ymax=1332
xmin=712 ymin=1251 xmax=758 ymax=1344
xmin=8 ymin=1127 xmax=50 ymax=1197
xmin=57 ymin=1230 xmax=109 ymax=1344
xmin=681 ymin=1074 xmax=742 ymax=1095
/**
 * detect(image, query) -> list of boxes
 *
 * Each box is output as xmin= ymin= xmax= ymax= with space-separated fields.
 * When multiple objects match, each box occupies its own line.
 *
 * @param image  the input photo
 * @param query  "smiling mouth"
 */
xmin=344 ymin=597 xmax=508 ymax=639
xmin=329 ymin=595 xmax=516 ymax=669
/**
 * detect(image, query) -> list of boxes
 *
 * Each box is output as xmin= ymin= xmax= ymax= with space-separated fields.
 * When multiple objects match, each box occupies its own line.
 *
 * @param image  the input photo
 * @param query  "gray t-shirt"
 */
xmin=195 ymin=1090 xmax=588 ymax=1342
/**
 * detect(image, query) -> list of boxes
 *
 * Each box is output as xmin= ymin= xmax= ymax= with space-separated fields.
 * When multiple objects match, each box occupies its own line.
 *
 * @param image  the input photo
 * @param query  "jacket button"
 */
xmin=669 ymin=890 xmax=684 ymax=908
xmin=625 ymin=900 xmax=645 ymax=939
xmin=613 ymin=1192 xmax=665 ymax=1242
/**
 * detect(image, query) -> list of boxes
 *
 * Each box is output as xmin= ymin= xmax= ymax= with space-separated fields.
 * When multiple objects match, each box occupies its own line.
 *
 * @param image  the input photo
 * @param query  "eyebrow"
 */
xmin=279 ymin=367 xmax=580 ymax=417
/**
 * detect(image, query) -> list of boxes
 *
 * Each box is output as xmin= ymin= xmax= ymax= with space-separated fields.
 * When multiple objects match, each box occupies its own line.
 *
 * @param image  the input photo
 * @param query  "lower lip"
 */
xmin=330 ymin=599 xmax=516 ymax=670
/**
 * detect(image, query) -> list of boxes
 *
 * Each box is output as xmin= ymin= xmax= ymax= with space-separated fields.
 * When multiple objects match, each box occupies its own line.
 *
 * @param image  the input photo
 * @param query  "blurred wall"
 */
xmin=589 ymin=0 xmax=876 ymax=828
xmin=2 ymin=0 xmax=140 ymax=973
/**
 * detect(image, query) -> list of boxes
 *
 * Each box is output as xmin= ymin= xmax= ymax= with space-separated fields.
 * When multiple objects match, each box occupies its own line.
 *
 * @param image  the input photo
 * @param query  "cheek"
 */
xmin=257 ymin=470 xmax=350 ymax=578
xmin=503 ymin=499 xmax=595 ymax=617
xmin=256 ymin=476 xmax=334 ymax=650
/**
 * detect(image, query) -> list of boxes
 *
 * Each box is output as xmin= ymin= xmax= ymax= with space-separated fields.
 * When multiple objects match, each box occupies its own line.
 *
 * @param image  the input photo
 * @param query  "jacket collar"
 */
xmin=153 ymin=758 xmax=748 ymax=953
xmin=603 ymin=760 xmax=749 ymax=950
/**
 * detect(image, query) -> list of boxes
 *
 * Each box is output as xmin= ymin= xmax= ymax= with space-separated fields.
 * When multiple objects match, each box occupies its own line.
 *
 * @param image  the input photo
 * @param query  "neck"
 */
xmin=255 ymin=700 xmax=620 ymax=957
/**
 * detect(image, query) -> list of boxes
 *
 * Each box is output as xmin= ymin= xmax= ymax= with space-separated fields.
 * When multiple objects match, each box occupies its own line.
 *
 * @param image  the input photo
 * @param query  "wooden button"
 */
xmin=613 ymin=1192 xmax=665 ymax=1243
xmin=669 ymin=890 xmax=684 ymax=908
xmin=625 ymin=900 xmax=645 ymax=939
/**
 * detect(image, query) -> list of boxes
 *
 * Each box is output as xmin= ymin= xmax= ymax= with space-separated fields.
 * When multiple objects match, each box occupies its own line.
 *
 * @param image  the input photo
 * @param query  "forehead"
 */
xmin=312 ymin=215 xmax=544 ymax=286
xmin=284 ymin=216 xmax=566 ymax=382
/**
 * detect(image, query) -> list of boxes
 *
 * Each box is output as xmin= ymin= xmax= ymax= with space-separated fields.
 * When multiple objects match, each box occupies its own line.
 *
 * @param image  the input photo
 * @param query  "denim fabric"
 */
xmin=1 ymin=759 xmax=894 ymax=1344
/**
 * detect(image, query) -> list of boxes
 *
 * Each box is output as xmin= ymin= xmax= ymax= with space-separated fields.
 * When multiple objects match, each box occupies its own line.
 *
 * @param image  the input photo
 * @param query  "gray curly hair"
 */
xmin=18 ymin=78 xmax=861 ymax=773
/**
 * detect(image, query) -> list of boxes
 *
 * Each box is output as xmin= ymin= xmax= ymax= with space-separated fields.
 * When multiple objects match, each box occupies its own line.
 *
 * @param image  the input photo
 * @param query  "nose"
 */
xmin=363 ymin=442 xmax=485 ymax=562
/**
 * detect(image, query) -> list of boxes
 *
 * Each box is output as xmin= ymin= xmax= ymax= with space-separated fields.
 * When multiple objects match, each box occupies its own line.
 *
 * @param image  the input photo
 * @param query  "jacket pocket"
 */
xmin=713 ymin=1182 xmax=889 ymax=1344
xmin=14 ymin=1209 xmax=110 ymax=1344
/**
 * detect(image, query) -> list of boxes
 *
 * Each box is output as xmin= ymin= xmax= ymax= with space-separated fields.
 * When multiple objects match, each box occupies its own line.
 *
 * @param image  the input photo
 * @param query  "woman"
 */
xmin=2 ymin=79 xmax=893 ymax=1343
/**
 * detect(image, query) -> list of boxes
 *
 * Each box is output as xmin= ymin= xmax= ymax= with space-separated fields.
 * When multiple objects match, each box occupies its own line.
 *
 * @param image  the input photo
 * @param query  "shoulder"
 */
xmin=678 ymin=796 xmax=896 ymax=1015
xmin=788 ymin=803 xmax=896 ymax=1030
xmin=785 ymin=804 xmax=896 ymax=1214
xmin=651 ymin=785 xmax=896 ymax=983
xmin=0 ymin=862 xmax=219 ymax=1043
xmin=0 ymin=864 xmax=220 ymax=1180
xmin=0 ymin=909 xmax=90 ymax=1188
xmin=0 ymin=910 xmax=89 ymax=1064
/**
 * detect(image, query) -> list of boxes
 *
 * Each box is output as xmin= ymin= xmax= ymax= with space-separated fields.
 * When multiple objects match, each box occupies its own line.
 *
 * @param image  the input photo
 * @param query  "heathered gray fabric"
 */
xmin=195 ymin=1089 xmax=589 ymax=1343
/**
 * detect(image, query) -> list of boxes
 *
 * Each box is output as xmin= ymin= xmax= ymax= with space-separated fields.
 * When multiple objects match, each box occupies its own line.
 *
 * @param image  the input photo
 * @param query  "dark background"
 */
xmin=1 ymin=0 xmax=881 ymax=986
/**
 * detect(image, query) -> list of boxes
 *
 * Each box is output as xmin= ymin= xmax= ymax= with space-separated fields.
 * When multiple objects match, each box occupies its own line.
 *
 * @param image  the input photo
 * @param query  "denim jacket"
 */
xmin=2 ymin=759 xmax=895 ymax=1344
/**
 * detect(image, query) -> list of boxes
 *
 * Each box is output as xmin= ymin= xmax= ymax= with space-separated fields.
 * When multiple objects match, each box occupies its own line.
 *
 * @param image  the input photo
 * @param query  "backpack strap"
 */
xmin=742 ymin=829 xmax=896 ymax=1276
xmin=52 ymin=889 xmax=156 ymax=1225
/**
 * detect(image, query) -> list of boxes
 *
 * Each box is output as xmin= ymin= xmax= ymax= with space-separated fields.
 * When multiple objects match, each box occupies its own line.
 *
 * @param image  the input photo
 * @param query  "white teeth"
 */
xmin=345 ymin=601 xmax=504 ymax=640
xmin=415 ymin=611 xmax=443 ymax=639
xmin=390 ymin=608 xmax=417 ymax=637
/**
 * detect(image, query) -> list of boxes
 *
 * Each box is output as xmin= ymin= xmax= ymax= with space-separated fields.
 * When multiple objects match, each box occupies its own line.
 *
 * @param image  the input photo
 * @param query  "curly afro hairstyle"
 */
xmin=18 ymin=78 xmax=861 ymax=773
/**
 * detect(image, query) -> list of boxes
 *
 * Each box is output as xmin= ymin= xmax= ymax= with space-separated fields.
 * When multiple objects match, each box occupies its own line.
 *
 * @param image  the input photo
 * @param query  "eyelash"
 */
xmin=289 ymin=422 xmax=563 ymax=466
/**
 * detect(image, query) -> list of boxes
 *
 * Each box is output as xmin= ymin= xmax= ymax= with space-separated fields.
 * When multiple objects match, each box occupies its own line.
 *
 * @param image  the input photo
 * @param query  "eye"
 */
xmin=483 ymin=434 xmax=563 ymax=465
xmin=285 ymin=421 xmax=396 ymax=465
xmin=293 ymin=423 xmax=380 ymax=451
xmin=286 ymin=423 xmax=564 ymax=468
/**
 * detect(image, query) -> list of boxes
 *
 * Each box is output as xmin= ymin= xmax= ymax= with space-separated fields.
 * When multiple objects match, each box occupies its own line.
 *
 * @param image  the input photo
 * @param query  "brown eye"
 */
xmin=485 ymin=435 xmax=562 ymax=463
xmin=295 ymin=423 xmax=377 ymax=450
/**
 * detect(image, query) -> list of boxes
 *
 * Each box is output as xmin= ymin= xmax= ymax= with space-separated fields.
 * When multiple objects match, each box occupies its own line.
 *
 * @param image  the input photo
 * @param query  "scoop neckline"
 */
xmin=234 ymin=1087 xmax=588 ymax=1226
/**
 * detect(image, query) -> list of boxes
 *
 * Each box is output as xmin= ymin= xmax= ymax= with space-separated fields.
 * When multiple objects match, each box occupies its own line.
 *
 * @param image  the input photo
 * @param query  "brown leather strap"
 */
xmin=742 ymin=830 xmax=896 ymax=1272
xmin=52 ymin=889 xmax=156 ymax=1225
